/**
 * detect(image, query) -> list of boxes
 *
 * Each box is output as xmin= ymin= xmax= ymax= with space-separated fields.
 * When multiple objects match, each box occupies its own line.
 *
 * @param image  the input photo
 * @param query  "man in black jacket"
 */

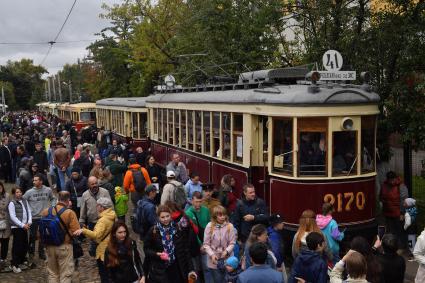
xmin=33 ymin=142 xmax=48 ymax=174
xmin=0 ymin=137 xmax=13 ymax=182
xmin=233 ymin=183 xmax=269 ymax=243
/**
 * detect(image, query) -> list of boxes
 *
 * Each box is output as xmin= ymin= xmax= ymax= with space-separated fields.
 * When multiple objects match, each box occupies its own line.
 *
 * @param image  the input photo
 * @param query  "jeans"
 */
xmin=201 ymin=254 xmax=214 ymax=283
xmin=209 ymin=268 xmax=225 ymax=283
xmin=87 ymin=222 xmax=97 ymax=257
xmin=29 ymin=219 xmax=44 ymax=256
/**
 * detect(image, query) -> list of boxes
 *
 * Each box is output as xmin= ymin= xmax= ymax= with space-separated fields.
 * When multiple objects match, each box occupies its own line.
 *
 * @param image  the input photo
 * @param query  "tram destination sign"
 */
xmin=318 ymin=71 xmax=356 ymax=81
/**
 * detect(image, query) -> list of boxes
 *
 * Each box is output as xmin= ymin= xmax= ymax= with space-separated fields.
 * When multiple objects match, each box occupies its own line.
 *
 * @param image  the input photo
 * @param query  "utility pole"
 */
xmin=57 ymin=73 xmax=62 ymax=102
xmin=47 ymin=77 xmax=51 ymax=102
xmin=52 ymin=76 xmax=56 ymax=101
xmin=1 ymin=86 xmax=6 ymax=115
xmin=68 ymin=80 xmax=72 ymax=103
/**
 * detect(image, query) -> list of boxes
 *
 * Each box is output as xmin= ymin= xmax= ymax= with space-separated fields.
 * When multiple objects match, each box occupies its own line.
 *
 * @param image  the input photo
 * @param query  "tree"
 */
xmin=0 ymin=81 xmax=17 ymax=110
xmin=0 ymin=59 xmax=47 ymax=109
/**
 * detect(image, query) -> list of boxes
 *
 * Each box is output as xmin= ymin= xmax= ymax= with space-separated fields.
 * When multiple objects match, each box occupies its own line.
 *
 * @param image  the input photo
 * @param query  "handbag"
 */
xmin=57 ymin=207 xmax=84 ymax=259
xmin=0 ymin=219 xmax=7 ymax=230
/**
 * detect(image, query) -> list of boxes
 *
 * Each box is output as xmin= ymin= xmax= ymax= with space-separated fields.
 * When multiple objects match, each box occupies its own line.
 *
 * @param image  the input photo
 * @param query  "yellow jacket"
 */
xmin=82 ymin=207 xmax=116 ymax=261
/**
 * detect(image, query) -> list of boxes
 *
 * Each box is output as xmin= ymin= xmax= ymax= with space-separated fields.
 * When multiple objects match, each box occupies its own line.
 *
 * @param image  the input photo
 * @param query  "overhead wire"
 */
xmin=0 ymin=39 xmax=95 ymax=45
xmin=41 ymin=0 xmax=78 ymax=66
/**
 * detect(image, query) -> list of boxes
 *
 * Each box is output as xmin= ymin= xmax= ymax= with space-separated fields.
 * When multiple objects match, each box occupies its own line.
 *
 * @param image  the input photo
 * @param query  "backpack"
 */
xmin=39 ymin=206 xmax=67 ymax=246
xmin=134 ymin=200 xmax=152 ymax=239
xmin=132 ymin=169 xmax=147 ymax=194
xmin=171 ymin=182 xmax=187 ymax=208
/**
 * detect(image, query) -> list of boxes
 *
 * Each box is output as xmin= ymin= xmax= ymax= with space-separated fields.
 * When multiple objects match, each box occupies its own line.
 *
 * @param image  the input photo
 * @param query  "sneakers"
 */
xmin=11 ymin=265 xmax=21 ymax=273
xmin=18 ymin=264 xmax=28 ymax=270
xmin=0 ymin=266 xmax=12 ymax=273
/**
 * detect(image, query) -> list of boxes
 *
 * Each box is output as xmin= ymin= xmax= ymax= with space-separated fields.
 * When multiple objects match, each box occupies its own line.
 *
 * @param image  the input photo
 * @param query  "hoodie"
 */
xmin=289 ymin=249 xmax=328 ymax=283
xmin=268 ymin=226 xmax=284 ymax=268
xmin=316 ymin=214 xmax=344 ymax=255
xmin=123 ymin=163 xmax=151 ymax=193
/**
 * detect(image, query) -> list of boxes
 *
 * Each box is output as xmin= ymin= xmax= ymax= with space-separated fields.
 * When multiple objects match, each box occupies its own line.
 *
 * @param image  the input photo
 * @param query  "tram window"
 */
xmin=272 ymin=119 xmax=293 ymax=174
xmin=195 ymin=111 xmax=202 ymax=152
xmin=299 ymin=132 xmax=326 ymax=176
xmin=140 ymin=113 xmax=147 ymax=138
xmin=132 ymin=112 xmax=138 ymax=138
xmin=212 ymin=112 xmax=220 ymax=158
xmin=221 ymin=113 xmax=231 ymax=160
xmin=233 ymin=113 xmax=243 ymax=163
xmin=153 ymin=109 xmax=158 ymax=135
xmin=332 ymin=131 xmax=357 ymax=176
xmin=361 ymin=116 xmax=376 ymax=173
xmin=181 ymin=110 xmax=187 ymax=148
xmin=168 ymin=109 xmax=174 ymax=144
xmin=203 ymin=111 xmax=211 ymax=155
xmin=188 ymin=110 xmax=194 ymax=150
xmin=175 ymin=110 xmax=180 ymax=146
xmin=162 ymin=109 xmax=167 ymax=142
xmin=80 ymin=112 xmax=93 ymax=122
xmin=158 ymin=109 xmax=163 ymax=141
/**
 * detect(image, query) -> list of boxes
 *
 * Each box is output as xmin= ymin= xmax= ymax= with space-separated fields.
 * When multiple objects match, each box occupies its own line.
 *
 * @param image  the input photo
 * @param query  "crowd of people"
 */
xmin=0 ymin=111 xmax=423 ymax=283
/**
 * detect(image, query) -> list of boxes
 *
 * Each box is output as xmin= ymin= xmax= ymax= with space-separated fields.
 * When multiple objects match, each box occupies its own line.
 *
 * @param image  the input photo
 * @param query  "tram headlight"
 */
xmin=341 ymin=117 xmax=354 ymax=130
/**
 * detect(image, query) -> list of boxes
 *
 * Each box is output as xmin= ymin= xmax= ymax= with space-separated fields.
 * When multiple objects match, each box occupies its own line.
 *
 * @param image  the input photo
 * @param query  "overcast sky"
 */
xmin=0 ymin=0 xmax=121 ymax=75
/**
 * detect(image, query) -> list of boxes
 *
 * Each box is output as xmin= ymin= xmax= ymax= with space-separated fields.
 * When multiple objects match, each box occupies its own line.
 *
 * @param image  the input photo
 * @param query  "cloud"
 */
xmin=0 ymin=0 xmax=121 ymax=74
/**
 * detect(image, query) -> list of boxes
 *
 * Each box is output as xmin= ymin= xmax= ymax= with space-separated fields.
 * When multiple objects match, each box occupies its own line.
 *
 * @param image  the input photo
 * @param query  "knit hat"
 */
xmin=71 ymin=167 xmax=81 ymax=174
xmin=97 ymin=197 xmax=113 ymax=209
xmin=269 ymin=214 xmax=284 ymax=226
xmin=225 ymin=256 xmax=239 ymax=269
xmin=145 ymin=184 xmax=157 ymax=194
xmin=405 ymin=198 xmax=416 ymax=207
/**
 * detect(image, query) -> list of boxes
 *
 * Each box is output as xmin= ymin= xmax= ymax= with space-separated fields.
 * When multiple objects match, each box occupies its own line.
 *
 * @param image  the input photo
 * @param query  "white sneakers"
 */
xmin=11 ymin=265 xmax=21 ymax=273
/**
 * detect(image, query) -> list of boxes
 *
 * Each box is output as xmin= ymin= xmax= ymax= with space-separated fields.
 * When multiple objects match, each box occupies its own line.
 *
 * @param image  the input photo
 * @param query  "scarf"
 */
xmin=157 ymin=221 xmax=176 ymax=265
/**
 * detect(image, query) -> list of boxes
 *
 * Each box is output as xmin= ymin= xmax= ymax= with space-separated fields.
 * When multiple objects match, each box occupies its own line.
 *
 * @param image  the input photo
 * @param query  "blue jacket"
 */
xmin=136 ymin=197 xmax=157 ymax=238
xmin=289 ymin=250 xmax=327 ymax=283
xmin=268 ymin=226 xmax=284 ymax=267
xmin=237 ymin=265 xmax=283 ymax=283
xmin=184 ymin=179 xmax=202 ymax=201
xmin=316 ymin=215 xmax=344 ymax=255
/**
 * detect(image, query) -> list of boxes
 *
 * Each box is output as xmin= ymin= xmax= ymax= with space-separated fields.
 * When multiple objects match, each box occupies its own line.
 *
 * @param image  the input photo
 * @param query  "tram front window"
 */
xmin=272 ymin=119 xmax=293 ymax=174
xmin=299 ymin=132 xmax=326 ymax=176
xmin=333 ymin=131 xmax=357 ymax=176
xmin=80 ymin=112 xmax=94 ymax=122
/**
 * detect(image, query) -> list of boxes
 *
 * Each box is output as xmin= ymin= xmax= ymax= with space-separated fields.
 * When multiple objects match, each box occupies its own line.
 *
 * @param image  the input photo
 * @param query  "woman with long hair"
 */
xmin=203 ymin=205 xmax=236 ymax=282
xmin=145 ymin=155 xmax=163 ymax=204
xmin=243 ymin=224 xmax=277 ymax=270
xmin=144 ymin=205 xmax=197 ymax=283
xmin=0 ymin=182 xmax=11 ymax=272
xmin=292 ymin=209 xmax=323 ymax=259
xmin=218 ymin=174 xmax=237 ymax=216
xmin=104 ymin=221 xmax=145 ymax=283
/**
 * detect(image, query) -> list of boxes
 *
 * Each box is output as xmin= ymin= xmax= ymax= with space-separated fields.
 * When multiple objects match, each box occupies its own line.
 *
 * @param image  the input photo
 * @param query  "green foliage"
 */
xmin=0 ymin=59 xmax=47 ymax=110
xmin=0 ymin=81 xmax=17 ymax=110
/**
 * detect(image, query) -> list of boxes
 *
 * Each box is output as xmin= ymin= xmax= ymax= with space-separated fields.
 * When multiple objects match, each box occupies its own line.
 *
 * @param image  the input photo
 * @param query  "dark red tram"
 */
xmin=145 ymin=68 xmax=379 ymax=235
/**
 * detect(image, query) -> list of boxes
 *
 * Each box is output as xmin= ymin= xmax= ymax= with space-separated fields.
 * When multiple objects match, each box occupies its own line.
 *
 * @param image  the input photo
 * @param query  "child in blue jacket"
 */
xmin=316 ymin=202 xmax=344 ymax=264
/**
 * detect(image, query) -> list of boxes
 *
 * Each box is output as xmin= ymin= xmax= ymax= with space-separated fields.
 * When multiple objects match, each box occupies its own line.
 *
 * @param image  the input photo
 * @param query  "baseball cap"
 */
xmin=166 ymin=171 xmax=176 ymax=178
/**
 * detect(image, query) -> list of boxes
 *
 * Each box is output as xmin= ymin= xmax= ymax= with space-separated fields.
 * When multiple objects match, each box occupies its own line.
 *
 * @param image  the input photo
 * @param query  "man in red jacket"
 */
xmin=380 ymin=171 xmax=408 ymax=248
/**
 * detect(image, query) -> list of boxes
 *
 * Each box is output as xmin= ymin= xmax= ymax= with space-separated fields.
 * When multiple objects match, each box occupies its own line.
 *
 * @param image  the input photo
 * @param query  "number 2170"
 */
xmin=323 ymin=192 xmax=366 ymax=212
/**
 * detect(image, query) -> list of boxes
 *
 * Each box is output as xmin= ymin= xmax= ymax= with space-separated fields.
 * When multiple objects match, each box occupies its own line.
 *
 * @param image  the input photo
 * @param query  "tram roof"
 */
xmin=146 ymin=82 xmax=380 ymax=106
xmin=96 ymin=97 xmax=148 ymax=107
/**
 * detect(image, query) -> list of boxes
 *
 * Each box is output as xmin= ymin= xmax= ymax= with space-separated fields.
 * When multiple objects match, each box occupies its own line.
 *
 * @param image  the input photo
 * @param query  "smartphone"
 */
xmin=378 ymin=225 xmax=386 ymax=239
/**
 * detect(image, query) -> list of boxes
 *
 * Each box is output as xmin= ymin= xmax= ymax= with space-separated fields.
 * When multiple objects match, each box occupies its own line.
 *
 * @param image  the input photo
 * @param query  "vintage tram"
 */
xmin=96 ymin=97 xmax=149 ymax=149
xmin=144 ymin=67 xmax=379 ymax=234
xmin=57 ymin=102 xmax=97 ymax=130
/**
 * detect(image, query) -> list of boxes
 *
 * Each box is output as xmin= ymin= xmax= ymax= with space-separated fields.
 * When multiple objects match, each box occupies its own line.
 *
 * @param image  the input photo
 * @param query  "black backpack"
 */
xmin=132 ymin=169 xmax=147 ymax=194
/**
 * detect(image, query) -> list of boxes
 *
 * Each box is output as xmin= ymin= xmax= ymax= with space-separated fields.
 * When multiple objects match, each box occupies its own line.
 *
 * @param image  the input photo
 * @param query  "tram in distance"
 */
xmin=96 ymin=97 xmax=149 ymax=149
xmin=144 ymin=67 xmax=379 ymax=236
xmin=56 ymin=102 xmax=97 ymax=131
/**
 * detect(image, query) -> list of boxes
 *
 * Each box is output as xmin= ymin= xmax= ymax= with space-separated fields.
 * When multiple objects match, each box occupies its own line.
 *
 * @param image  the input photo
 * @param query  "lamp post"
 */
xmin=62 ymin=81 xmax=72 ymax=103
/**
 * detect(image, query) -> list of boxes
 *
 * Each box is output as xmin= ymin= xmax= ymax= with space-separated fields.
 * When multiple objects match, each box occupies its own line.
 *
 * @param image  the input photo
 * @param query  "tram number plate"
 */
xmin=323 ymin=192 xmax=365 ymax=212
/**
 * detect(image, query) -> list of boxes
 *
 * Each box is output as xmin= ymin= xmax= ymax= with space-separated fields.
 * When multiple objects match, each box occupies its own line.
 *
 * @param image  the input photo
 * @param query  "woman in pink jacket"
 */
xmin=203 ymin=205 xmax=236 ymax=283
